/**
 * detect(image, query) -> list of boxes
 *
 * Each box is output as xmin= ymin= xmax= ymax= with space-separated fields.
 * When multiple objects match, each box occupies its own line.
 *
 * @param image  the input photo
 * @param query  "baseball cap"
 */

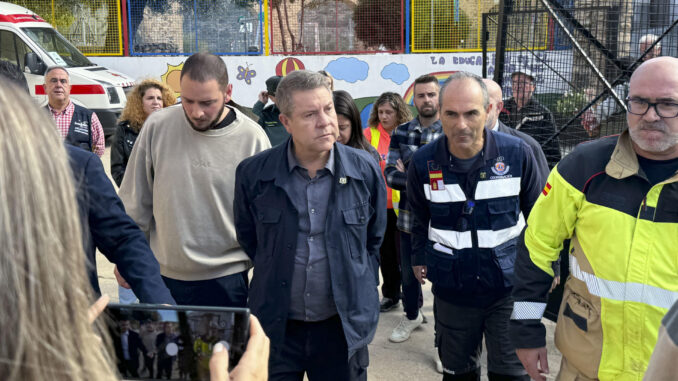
xmin=511 ymin=68 xmax=535 ymax=82
xmin=266 ymin=76 xmax=282 ymax=96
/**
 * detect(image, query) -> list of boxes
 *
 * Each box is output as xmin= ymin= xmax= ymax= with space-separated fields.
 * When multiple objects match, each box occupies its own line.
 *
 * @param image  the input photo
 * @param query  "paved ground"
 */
xmin=96 ymin=145 xmax=562 ymax=380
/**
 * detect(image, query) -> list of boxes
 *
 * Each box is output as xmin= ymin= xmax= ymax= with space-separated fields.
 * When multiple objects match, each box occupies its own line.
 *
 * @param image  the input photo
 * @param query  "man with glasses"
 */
xmin=510 ymin=57 xmax=678 ymax=381
xmin=406 ymin=72 xmax=542 ymax=380
xmin=500 ymin=70 xmax=561 ymax=168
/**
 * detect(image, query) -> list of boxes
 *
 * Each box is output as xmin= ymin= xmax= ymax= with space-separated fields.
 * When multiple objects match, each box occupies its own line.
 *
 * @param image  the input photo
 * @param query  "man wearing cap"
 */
xmin=253 ymin=75 xmax=289 ymax=146
xmin=500 ymin=70 xmax=561 ymax=168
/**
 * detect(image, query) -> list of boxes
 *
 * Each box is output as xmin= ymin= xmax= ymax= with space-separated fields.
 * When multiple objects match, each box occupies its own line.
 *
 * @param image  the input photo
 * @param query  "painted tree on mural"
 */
xmin=354 ymin=0 xmax=402 ymax=51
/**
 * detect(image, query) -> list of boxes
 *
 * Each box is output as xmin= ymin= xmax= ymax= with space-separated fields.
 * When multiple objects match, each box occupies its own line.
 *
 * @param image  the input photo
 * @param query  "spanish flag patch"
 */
xmin=542 ymin=182 xmax=552 ymax=196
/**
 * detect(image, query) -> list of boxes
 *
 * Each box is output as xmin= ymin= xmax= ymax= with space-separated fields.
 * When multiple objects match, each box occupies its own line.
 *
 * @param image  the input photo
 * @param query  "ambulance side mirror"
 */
xmin=25 ymin=52 xmax=45 ymax=75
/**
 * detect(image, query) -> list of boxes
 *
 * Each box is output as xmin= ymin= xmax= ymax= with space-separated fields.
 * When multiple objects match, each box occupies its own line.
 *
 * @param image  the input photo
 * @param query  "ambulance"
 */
xmin=0 ymin=2 xmax=135 ymax=136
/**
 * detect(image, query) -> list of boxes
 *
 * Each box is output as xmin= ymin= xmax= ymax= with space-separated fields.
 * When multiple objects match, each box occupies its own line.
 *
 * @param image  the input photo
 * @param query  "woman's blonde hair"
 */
xmin=0 ymin=81 xmax=117 ymax=381
xmin=119 ymin=78 xmax=176 ymax=132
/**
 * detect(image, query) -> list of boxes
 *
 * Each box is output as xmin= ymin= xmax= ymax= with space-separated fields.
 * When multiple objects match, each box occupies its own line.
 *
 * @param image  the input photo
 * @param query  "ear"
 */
xmin=279 ymin=113 xmax=293 ymax=134
xmin=486 ymin=102 xmax=493 ymax=115
xmin=222 ymin=83 xmax=233 ymax=104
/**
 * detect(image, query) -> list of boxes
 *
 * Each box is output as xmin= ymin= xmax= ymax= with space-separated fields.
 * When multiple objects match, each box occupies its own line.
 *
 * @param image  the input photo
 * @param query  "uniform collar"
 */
xmin=434 ymin=128 xmax=499 ymax=168
xmin=605 ymin=130 xmax=640 ymax=179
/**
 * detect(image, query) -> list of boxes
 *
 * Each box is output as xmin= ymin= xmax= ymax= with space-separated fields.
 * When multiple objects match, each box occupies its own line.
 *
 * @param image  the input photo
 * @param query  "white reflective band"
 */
xmin=429 ymin=225 xmax=473 ymax=250
xmin=475 ymin=177 xmax=522 ymax=200
xmin=511 ymin=301 xmax=547 ymax=320
xmin=570 ymin=254 xmax=678 ymax=310
xmin=424 ymin=183 xmax=466 ymax=203
xmin=477 ymin=213 xmax=525 ymax=248
xmin=428 ymin=214 xmax=524 ymax=251
xmin=432 ymin=242 xmax=453 ymax=255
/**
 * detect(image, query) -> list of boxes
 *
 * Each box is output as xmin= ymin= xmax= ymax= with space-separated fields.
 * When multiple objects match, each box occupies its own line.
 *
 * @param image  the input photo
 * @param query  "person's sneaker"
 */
xmin=389 ymin=311 xmax=424 ymax=342
xmin=433 ymin=347 xmax=443 ymax=373
xmin=380 ymin=297 xmax=400 ymax=312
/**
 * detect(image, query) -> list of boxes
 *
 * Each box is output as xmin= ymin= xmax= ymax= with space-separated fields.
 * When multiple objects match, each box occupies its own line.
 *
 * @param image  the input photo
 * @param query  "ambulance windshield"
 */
xmin=22 ymin=27 xmax=93 ymax=67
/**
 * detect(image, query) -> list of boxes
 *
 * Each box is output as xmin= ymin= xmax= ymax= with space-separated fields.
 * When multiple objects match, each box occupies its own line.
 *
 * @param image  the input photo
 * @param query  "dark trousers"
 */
xmin=269 ymin=315 xmax=369 ymax=381
xmin=400 ymin=232 xmax=424 ymax=320
xmin=119 ymin=359 xmax=140 ymax=377
xmin=435 ymin=295 xmax=528 ymax=380
xmin=162 ymin=270 xmax=248 ymax=307
xmin=380 ymin=209 xmax=401 ymax=300
xmin=157 ymin=357 xmax=173 ymax=379
xmin=143 ymin=354 xmax=154 ymax=378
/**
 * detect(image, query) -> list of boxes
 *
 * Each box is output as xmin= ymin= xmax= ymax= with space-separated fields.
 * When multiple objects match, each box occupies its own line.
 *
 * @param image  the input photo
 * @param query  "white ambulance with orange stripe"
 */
xmin=0 ymin=2 xmax=134 ymax=137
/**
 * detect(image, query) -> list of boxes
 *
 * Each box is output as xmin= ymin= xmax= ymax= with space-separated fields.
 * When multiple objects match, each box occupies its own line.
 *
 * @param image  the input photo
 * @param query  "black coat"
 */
xmin=110 ymin=121 xmax=139 ymax=187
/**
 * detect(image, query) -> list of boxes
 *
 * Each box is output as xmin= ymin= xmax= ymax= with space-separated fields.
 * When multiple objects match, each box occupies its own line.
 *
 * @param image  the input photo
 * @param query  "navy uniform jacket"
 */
xmin=234 ymin=140 xmax=386 ymax=354
xmin=406 ymin=130 xmax=542 ymax=307
xmin=67 ymin=145 xmax=175 ymax=304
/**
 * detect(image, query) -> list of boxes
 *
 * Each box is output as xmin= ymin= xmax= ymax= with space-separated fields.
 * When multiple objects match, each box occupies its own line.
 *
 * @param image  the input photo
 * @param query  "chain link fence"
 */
xmin=128 ymin=0 xmax=262 ymax=55
xmin=483 ymin=0 xmax=678 ymax=167
xmin=269 ymin=0 xmax=404 ymax=54
xmin=8 ymin=0 xmax=123 ymax=55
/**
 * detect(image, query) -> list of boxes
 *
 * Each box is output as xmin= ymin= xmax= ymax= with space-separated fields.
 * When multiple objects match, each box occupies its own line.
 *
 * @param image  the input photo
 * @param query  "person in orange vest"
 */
xmin=364 ymin=92 xmax=413 ymax=313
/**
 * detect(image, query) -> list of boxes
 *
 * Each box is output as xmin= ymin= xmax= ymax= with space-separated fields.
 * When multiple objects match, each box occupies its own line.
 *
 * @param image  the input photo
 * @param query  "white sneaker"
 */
xmin=433 ymin=347 xmax=443 ymax=373
xmin=389 ymin=311 xmax=424 ymax=343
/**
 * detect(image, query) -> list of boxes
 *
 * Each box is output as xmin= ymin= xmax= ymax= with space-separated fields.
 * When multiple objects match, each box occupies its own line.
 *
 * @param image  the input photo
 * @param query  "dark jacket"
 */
xmin=500 ymin=97 xmax=561 ymax=168
xmin=110 ymin=121 xmax=139 ymax=187
xmin=407 ymin=130 xmax=542 ymax=307
xmin=234 ymin=140 xmax=387 ymax=354
xmin=497 ymin=121 xmax=549 ymax=185
xmin=252 ymin=100 xmax=289 ymax=146
xmin=67 ymin=145 xmax=175 ymax=304
xmin=114 ymin=329 xmax=146 ymax=371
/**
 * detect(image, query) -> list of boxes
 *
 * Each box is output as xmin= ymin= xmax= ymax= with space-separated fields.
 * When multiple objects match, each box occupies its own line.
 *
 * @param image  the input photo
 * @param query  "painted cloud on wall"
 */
xmin=325 ymin=57 xmax=369 ymax=83
xmin=381 ymin=63 xmax=410 ymax=85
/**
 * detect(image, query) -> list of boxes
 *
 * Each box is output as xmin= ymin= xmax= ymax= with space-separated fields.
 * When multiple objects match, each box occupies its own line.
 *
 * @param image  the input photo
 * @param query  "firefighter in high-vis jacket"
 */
xmin=509 ymin=56 xmax=678 ymax=381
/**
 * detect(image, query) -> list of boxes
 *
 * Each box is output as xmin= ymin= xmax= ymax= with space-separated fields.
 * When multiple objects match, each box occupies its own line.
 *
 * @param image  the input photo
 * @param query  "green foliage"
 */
xmin=556 ymin=91 xmax=588 ymax=115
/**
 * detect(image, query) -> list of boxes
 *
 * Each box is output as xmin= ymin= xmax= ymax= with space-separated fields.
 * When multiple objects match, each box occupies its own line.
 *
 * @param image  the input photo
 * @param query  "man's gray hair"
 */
xmin=45 ymin=66 xmax=69 ymax=79
xmin=439 ymin=71 xmax=489 ymax=108
xmin=276 ymin=70 xmax=331 ymax=116
xmin=639 ymin=33 xmax=660 ymax=48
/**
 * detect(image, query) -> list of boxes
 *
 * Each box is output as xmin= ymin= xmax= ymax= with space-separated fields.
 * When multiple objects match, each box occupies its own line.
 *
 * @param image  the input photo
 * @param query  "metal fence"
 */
xmin=482 ymin=0 xmax=678 ymax=167
xmin=269 ymin=0 xmax=404 ymax=55
xmin=127 ymin=0 xmax=262 ymax=55
xmin=8 ymin=0 xmax=123 ymax=55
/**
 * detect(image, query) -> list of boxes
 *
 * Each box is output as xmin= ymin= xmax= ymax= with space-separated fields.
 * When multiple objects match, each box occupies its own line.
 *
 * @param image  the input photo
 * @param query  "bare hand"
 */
xmin=396 ymin=159 xmax=406 ymax=173
xmin=258 ymin=91 xmax=269 ymax=104
xmin=88 ymin=294 xmax=110 ymax=324
xmin=516 ymin=347 xmax=549 ymax=381
xmin=210 ymin=315 xmax=270 ymax=381
xmin=114 ymin=266 xmax=131 ymax=289
xmin=549 ymin=276 xmax=561 ymax=293
xmin=412 ymin=265 xmax=427 ymax=285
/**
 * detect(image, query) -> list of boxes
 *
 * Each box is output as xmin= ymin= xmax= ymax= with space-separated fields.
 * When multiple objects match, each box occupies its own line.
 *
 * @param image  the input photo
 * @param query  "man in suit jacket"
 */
xmin=115 ymin=320 xmax=147 ymax=377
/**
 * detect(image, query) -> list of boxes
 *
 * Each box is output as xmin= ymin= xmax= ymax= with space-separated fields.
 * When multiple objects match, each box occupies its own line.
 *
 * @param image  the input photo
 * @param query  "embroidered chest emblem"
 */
xmin=491 ymin=160 xmax=510 ymax=176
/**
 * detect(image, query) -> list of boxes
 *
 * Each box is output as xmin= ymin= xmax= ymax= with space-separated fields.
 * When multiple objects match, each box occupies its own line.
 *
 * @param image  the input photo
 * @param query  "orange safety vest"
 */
xmin=364 ymin=124 xmax=400 ymax=214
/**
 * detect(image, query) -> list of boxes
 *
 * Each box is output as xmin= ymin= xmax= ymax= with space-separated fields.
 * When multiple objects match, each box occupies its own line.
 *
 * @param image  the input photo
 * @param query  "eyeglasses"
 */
xmin=626 ymin=98 xmax=678 ymax=118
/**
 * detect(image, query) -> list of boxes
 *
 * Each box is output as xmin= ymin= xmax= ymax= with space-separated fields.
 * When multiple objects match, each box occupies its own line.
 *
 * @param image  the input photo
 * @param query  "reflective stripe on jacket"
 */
xmin=510 ymin=131 xmax=678 ymax=380
xmin=364 ymin=124 xmax=400 ymax=213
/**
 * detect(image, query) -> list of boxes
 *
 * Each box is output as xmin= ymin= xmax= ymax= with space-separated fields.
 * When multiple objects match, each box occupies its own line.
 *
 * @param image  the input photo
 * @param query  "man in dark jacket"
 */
xmin=234 ymin=70 xmax=386 ymax=380
xmin=67 ymin=145 xmax=175 ymax=304
xmin=0 ymin=60 xmax=174 ymax=304
xmin=114 ymin=319 xmax=147 ymax=377
xmin=499 ymin=70 xmax=561 ymax=168
xmin=407 ymin=72 xmax=542 ymax=380
xmin=252 ymin=75 xmax=289 ymax=146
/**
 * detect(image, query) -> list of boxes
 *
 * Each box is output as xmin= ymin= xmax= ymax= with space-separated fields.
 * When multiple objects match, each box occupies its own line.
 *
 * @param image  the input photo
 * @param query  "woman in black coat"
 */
xmin=111 ymin=79 xmax=176 ymax=187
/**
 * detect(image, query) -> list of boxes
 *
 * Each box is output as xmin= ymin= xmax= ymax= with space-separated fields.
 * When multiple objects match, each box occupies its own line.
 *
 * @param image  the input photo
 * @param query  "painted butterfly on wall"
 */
xmin=236 ymin=64 xmax=256 ymax=85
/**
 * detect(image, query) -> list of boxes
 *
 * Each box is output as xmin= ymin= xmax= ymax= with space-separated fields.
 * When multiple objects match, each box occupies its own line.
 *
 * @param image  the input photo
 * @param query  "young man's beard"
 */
xmin=185 ymin=103 xmax=226 ymax=132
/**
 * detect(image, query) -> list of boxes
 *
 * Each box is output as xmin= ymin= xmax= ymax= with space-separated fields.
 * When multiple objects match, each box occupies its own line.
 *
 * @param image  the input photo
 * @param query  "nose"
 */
xmin=642 ymin=105 xmax=661 ymax=122
xmin=190 ymin=105 xmax=204 ymax=120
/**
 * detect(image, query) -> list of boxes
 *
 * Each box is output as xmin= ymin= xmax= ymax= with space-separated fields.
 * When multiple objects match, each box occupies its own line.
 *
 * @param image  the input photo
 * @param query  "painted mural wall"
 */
xmin=92 ymin=51 xmax=572 ymax=125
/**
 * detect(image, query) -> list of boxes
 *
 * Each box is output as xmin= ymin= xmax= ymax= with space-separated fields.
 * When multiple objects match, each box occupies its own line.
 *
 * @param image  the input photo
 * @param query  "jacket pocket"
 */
xmin=487 ymin=198 xmax=519 ymax=231
xmin=425 ymin=243 xmax=460 ymax=290
xmin=554 ymin=285 xmax=602 ymax=380
xmin=254 ymin=207 xmax=281 ymax=259
xmin=342 ymin=202 xmax=373 ymax=259
xmin=492 ymin=239 xmax=517 ymax=288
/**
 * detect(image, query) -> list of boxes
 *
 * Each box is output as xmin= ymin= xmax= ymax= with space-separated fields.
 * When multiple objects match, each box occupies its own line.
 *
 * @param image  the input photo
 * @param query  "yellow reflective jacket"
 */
xmin=509 ymin=131 xmax=678 ymax=381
